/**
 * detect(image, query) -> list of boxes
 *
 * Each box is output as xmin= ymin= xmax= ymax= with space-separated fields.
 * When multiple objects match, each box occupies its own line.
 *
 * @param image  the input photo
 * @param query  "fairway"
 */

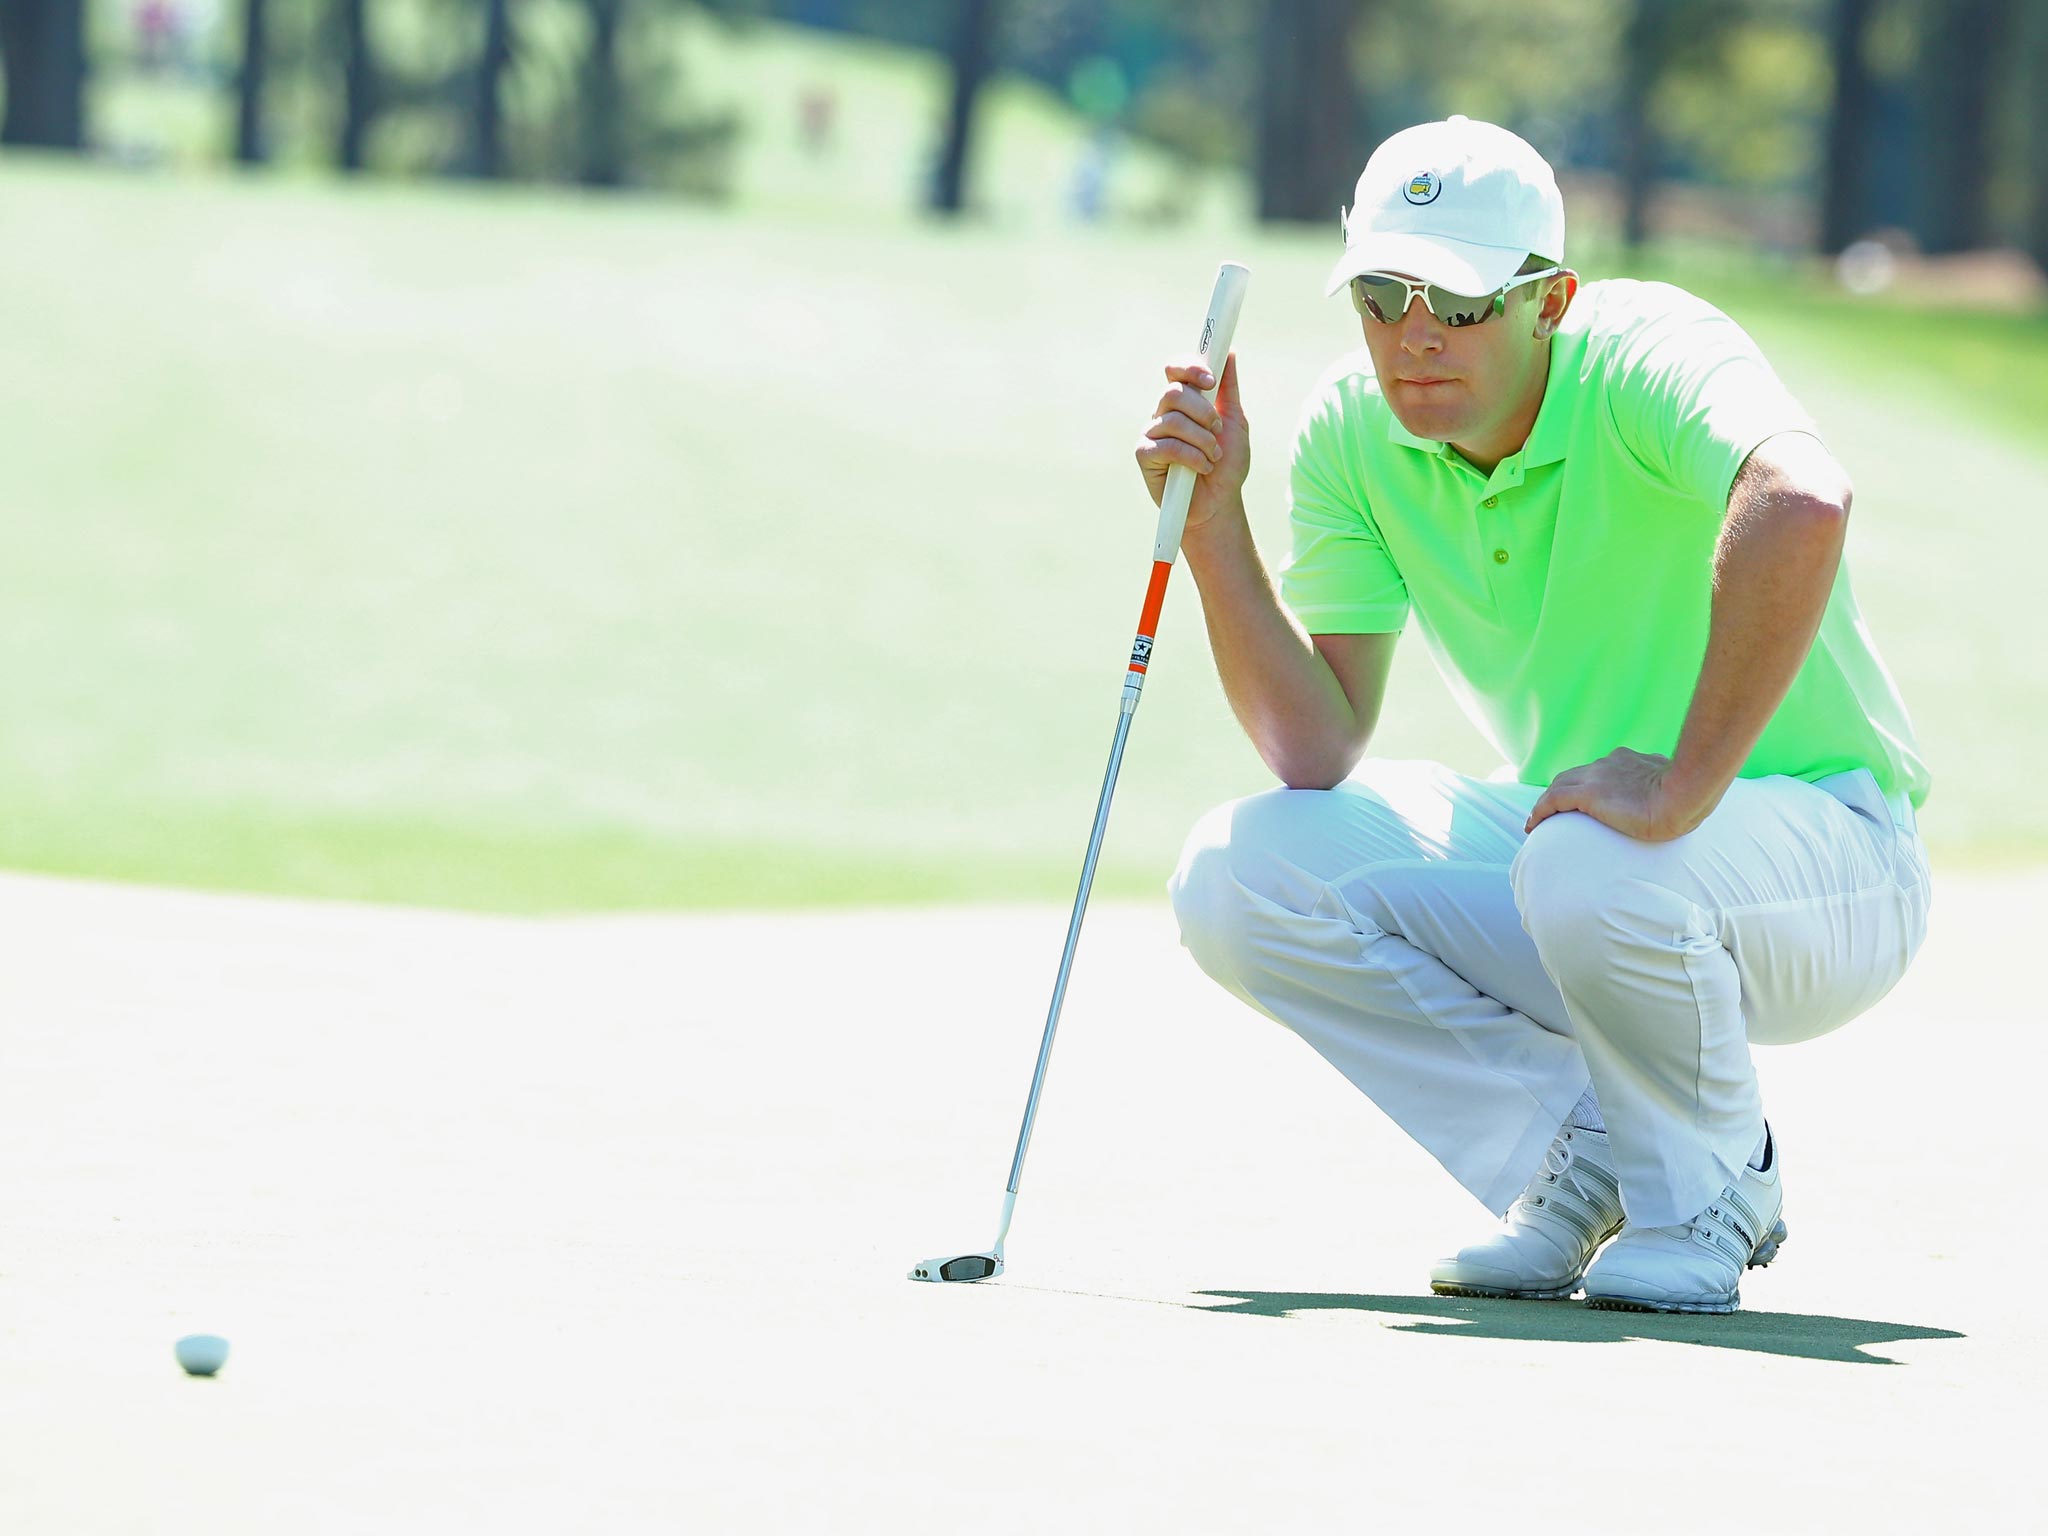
xmin=1 ymin=161 xmax=2042 ymax=912
xmin=0 ymin=870 xmax=2037 ymax=1529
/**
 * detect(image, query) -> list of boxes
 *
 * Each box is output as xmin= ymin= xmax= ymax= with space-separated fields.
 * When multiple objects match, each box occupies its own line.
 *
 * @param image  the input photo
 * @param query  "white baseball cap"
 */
xmin=1324 ymin=115 xmax=1566 ymax=297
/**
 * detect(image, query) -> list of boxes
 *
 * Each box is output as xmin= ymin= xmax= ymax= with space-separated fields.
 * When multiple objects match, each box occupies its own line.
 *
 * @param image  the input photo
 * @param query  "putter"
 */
xmin=910 ymin=260 xmax=1251 ymax=1285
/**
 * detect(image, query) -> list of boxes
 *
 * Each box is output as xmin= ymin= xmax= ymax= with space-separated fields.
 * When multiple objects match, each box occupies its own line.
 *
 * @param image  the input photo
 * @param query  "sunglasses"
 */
xmin=1349 ymin=267 xmax=1564 ymax=328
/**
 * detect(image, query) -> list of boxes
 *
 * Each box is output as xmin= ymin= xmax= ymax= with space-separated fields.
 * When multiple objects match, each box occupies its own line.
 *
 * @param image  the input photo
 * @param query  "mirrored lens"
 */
xmin=1350 ymin=275 xmax=1409 ymax=323
xmin=1432 ymin=289 xmax=1496 ymax=327
xmin=1350 ymin=275 xmax=1498 ymax=328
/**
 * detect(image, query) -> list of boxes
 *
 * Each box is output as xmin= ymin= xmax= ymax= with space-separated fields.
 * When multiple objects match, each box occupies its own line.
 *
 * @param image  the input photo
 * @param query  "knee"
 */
xmin=1168 ymin=802 xmax=1266 ymax=989
xmin=1510 ymin=812 xmax=1598 ymax=914
xmin=1511 ymin=812 xmax=1692 ymax=971
xmin=1167 ymin=790 xmax=1332 ymax=989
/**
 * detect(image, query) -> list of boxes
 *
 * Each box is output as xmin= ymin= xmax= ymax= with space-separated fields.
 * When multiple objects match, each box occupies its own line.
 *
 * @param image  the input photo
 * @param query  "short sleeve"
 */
xmin=1277 ymin=381 xmax=1409 ymax=635
xmin=1603 ymin=285 xmax=1820 ymax=510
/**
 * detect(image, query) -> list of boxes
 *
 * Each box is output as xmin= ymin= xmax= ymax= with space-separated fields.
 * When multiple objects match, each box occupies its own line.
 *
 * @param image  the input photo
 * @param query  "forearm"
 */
xmin=1181 ymin=498 xmax=1369 ymax=788
xmin=1663 ymin=452 xmax=1849 ymax=825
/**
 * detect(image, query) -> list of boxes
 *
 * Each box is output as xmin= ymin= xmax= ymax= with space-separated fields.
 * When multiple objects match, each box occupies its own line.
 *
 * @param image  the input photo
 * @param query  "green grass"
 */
xmin=0 ymin=163 xmax=1298 ymax=913
xmin=1607 ymin=243 xmax=2048 ymax=447
xmin=0 ymin=156 xmax=2042 ymax=914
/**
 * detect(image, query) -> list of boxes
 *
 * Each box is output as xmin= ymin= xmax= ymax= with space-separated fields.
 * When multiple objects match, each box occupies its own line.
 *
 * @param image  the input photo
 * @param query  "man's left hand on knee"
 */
xmin=1526 ymin=748 xmax=1719 ymax=842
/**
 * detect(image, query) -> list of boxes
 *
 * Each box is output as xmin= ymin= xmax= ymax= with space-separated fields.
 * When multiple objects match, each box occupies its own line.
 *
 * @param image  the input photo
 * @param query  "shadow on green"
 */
xmin=1185 ymin=1290 xmax=1964 ymax=1366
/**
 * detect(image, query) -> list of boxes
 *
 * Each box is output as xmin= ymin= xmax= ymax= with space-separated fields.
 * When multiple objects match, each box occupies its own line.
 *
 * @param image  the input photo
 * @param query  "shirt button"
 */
xmin=1493 ymin=548 xmax=1510 ymax=564
xmin=1483 ymin=495 xmax=1499 ymax=508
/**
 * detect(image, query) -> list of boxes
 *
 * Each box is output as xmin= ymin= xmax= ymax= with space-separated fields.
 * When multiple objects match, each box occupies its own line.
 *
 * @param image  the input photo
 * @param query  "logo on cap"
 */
xmin=1404 ymin=170 xmax=1441 ymax=205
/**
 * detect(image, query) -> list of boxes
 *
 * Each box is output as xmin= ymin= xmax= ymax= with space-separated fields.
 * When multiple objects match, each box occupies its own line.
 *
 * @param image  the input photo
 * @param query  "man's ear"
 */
xmin=1534 ymin=271 xmax=1579 ymax=338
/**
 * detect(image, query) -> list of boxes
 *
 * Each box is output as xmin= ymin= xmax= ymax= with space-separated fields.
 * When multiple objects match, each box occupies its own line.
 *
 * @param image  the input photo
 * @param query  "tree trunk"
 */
xmin=1912 ymin=0 xmax=2012 ymax=253
xmin=1255 ymin=3 xmax=1304 ymax=220
xmin=2027 ymin=0 xmax=2048 ymax=274
xmin=581 ymin=0 xmax=624 ymax=187
xmin=1255 ymin=0 xmax=1359 ymax=223
xmin=1617 ymin=0 xmax=1668 ymax=253
xmin=471 ymin=0 xmax=513 ymax=178
xmin=235 ymin=0 xmax=269 ymax=164
xmin=931 ymin=0 xmax=997 ymax=214
xmin=0 ymin=0 xmax=87 ymax=149
xmin=1818 ymin=0 xmax=1875 ymax=253
xmin=336 ymin=0 xmax=374 ymax=171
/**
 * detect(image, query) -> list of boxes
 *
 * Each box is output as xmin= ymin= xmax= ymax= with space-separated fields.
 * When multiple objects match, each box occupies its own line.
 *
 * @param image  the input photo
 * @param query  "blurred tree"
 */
xmin=932 ymin=0 xmax=998 ymax=213
xmin=1857 ymin=0 xmax=1923 ymax=231
xmin=1911 ymin=0 xmax=2012 ymax=253
xmin=1119 ymin=0 xmax=1255 ymax=173
xmin=662 ymin=0 xmax=745 ymax=197
xmin=1346 ymin=0 xmax=1620 ymax=185
xmin=469 ymin=0 xmax=513 ymax=177
xmin=0 ymin=0 xmax=87 ymax=148
xmin=1616 ymin=0 xmax=1673 ymax=251
xmin=235 ymin=0 xmax=270 ymax=163
xmin=581 ymin=0 xmax=625 ymax=186
xmin=1616 ymin=0 xmax=1755 ymax=252
xmin=336 ymin=0 xmax=376 ymax=170
xmin=1255 ymin=0 xmax=1359 ymax=222
xmin=2029 ymin=0 xmax=2048 ymax=272
xmin=1819 ymin=0 xmax=1874 ymax=252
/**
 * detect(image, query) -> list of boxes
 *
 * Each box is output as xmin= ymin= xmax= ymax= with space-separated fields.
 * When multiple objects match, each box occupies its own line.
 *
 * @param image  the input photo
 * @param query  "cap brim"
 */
xmin=1323 ymin=232 xmax=1529 ymax=297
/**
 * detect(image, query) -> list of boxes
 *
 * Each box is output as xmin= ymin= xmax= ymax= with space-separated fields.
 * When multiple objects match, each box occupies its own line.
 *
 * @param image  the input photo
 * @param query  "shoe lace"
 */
xmin=1509 ymin=1140 xmax=1567 ymax=1214
xmin=1515 ymin=1133 xmax=1619 ymax=1232
xmin=1688 ymin=1190 xmax=1760 ymax=1259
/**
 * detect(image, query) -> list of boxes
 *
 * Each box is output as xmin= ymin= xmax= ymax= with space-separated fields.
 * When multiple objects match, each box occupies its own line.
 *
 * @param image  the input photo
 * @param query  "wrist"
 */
xmin=1179 ymin=488 xmax=1249 ymax=547
xmin=1660 ymin=755 xmax=1734 ymax=832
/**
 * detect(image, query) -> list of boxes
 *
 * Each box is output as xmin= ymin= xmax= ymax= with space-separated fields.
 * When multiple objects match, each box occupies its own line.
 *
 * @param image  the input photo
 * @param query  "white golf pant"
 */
xmin=1168 ymin=759 xmax=1931 ymax=1228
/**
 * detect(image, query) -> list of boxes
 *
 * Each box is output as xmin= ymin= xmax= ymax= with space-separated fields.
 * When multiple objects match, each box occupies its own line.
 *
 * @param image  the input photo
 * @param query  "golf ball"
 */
xmin=174 ymin=1334 xmax=230 ymax=1377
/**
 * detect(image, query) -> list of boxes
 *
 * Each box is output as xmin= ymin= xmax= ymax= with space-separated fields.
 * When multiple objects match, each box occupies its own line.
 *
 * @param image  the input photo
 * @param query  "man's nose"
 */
xmin=1397 ymin=297 xmax=1443 ymax=351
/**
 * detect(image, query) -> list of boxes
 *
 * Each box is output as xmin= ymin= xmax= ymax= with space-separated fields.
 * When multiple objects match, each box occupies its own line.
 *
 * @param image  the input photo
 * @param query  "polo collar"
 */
xmin=1518 ymin=337 xmax=1575 ymax=468
xmin=1385 ymin=411 xmax=1446 ymax=456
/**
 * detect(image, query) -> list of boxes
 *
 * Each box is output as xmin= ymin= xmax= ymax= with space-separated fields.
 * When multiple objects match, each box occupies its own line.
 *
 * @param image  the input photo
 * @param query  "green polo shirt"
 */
xmin=1279 ymin=278 xmax=1930 ymax=806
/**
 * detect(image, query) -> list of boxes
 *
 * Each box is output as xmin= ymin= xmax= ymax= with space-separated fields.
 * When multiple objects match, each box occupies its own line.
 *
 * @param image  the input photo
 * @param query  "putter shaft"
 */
xmin=1001 ymin=691 xmax=1139 ymax=1216
xmin=934 ymin=262 xmax=1248 ymax=1278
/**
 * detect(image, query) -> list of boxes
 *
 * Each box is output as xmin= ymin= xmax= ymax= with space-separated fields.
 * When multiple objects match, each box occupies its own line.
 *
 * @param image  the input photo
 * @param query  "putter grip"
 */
xmin=1154 ymin=261 xmax=1251 ymax=564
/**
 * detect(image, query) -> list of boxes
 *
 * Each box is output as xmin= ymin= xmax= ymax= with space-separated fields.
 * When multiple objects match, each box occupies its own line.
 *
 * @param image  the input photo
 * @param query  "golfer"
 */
xmin=1139 ymin=116 xmax=1930 ymax=1314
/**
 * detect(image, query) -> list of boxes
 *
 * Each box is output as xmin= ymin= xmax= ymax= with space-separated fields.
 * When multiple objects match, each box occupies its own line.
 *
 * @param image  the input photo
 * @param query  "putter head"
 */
xmin=907 ymin=1253 xmax=1003 ymax=1283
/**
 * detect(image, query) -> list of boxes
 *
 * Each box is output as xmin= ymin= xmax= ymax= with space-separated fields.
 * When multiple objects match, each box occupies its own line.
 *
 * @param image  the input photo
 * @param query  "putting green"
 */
xmin=0 ymin=870 xmax=2035 ymax=1528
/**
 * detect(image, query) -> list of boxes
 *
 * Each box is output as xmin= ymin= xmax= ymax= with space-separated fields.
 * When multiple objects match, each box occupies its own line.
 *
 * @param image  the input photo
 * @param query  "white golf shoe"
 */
xmin=1429 ymin=1127 xmax=1625 ymax=1300
xmin=1583 ymin=1133 xmax=1787 ymax=1315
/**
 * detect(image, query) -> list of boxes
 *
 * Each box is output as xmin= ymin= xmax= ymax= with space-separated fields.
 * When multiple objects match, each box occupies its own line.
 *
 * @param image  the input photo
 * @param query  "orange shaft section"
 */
xmin=1128 ymin=560 xmax=1174 ymax=674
